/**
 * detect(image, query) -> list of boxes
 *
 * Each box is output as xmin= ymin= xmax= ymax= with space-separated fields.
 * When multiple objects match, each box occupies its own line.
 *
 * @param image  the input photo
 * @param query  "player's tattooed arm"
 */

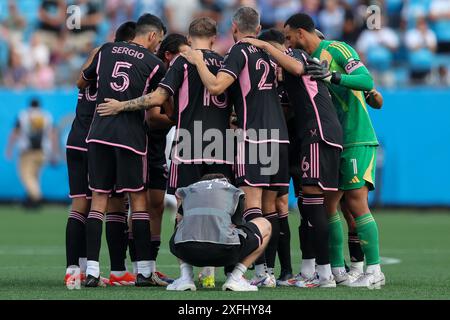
xmin=242 ymin=38 xmax=305 ymax=76
xmin=181 ymin=47 xmax=234 ymax=95
xmin=97 ymin=87 xmax=170 ymax=116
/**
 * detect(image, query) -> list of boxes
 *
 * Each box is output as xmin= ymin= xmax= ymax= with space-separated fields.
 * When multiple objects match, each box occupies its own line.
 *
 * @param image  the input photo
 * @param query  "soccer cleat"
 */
xmin=135 ymin=273 xmax=153 ymax=287
xmin=292 ymin=273 xmax=320 ymax=288
xmin=276 ymin=272 xmax=294 ymax=287
xmin=65 ymin=266 xmax=81 ymax=289
xmin=167 ymin=277 xmax=196 ymax=291
xmin=84 ymin=274 xmax=107 ymax=287
xmin=149 ymin=271 xmax=171 ymax=287
xmin=109 ymin=272 xmax=136 ymax=286
xmin=198 ymin=273 xmax=215 ymax=288
xmin=155 ymin=271 xmax=174 ymax=284
xmin=347 ymin=268 xmax=363 ymax=284
xmin=319 ymin=275 xmax=337 ymax=288
xmin=223 ymin=275 xmax=258 ymax=292
xmin=349 ymin=272 xmax=385 ymax=288
xmin=250 ymin=273 xmax=276 ymax=288
xmin=333 ymin=269 xmax=350 ymax=286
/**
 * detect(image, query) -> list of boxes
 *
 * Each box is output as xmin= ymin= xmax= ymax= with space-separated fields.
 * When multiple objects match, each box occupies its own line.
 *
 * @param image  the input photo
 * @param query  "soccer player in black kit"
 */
xmin=65 ymin=21 xmax=137 ymax=287
xmin=180 ymin=7 xmax=290 ymax=287
xmin=97 ymin=17 xmax=233 ymax=288
xmin=77 ymin=14 xmax=167 ymax=287
xmin=244 ymin=25 xmax=343 ymax=287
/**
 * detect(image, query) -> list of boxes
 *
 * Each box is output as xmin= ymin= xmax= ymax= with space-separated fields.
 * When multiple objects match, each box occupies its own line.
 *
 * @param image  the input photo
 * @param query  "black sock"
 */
xmin=86 ymin=210 xmax=104 ymax=262
xmin=150 ymin=235 xmax=161 ymax=261
xmin=263 ymin=212 xmax=279 ymax=270
xmin=131 ymin=211 xmax=152 ymax=261
xmin=243 ymin=207 xmax=263 ymax=222
xmin=298 ymin=197 xmax=315 ymax=259
xmin=348 ymin=232 xmax=365 ymax=263
xmin=277 ymin=213 xmax=292 ymax=274
xmin=66 ymin=210 xmax=87 ymax=267
xmin=106 ymin=212 xmax=127 ymax=272
xmin=300 ymin=194 xmax=329 ymax=265
xmin=128 ymin=231 xmax=136 ymax=263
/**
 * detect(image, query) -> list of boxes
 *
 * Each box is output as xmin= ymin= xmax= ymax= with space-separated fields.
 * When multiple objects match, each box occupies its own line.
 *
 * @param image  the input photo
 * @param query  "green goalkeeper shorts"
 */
xmin=339 ymin=145 xmax=377 ymax=191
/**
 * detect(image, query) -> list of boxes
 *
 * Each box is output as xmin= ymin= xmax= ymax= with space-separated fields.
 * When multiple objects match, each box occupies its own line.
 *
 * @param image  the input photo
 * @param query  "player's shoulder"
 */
xmin=203 ymin=49 xmax=224 ymax=61
xmin=327 ymin=40 xmax=357 ymax=59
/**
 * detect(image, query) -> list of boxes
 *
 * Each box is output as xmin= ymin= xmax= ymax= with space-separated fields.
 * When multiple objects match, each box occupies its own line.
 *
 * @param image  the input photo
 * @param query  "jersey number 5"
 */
xmin=110 ymin=61 xmax=132 ymax=92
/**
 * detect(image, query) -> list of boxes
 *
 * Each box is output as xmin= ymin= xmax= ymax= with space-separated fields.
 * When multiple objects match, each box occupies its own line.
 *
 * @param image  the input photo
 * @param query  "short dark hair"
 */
xmin=284 ymin=13 xmax=315 ymax=32
xmin=199 ymin=173 xmax=228 ymax=182
xmin=136 ymin=13 xmax=166 ymax=36
xmin=232 ymin=6 xmax=260 ymax=34
xmin=189 ymin=17 xmax=217 ymax=38
xmin=258 ymin=28 xmax=285 ymax=45
xmin=315 ymin=28 xmax=325 ymax=40
xmin=114 ymin=21 xmax=136 ymax=42
xmin=156 ymin=33 xmax=188 ymax=61
xmin=30 ymin=98 xmax=40 ymax=108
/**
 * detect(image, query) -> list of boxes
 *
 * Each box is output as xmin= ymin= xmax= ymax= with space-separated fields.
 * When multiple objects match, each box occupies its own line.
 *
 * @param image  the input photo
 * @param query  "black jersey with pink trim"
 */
xmin=66 ymin=85 xmax=97 ymax=151
xmin=158 ymin=50 xmax=232 ymax=163
xmin=83 ymin=41 xmax=166 ymax=155
xmin=283 ymin=49 xmax=343 ymax=148
xmin=220 ymin=41 xmax=289 ymax=143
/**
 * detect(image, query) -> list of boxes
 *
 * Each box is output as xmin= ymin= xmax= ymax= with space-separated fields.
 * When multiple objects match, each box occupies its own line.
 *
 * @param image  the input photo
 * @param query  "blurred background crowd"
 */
xmin=0 ymin=0 xmax=450 ymax=89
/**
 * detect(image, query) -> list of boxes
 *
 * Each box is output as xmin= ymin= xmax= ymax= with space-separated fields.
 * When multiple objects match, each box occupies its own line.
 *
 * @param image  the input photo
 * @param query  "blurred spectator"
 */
xmin=36 ymin=0 xmax=66 ymax=51
xmin=135 ymin=0 xmax=166 ymax=20
xmin=1 ymin=0 xmax=27 ymax=45
xmin=302 ymin=0 xmax=321 ymax=26
xmin=106 ymin=0 xmax=135 ymax=38
xmin=341 ymin=5 xmax=362 ymax=46
xmin=6 ymin=98 xmax=57 ymax=208
xmin=318 ymin=0 xmax=345 ymax=40
xmin=3 ymin=48 xmax=28 ymax=89
xmin=29 ymin=62 xmax=56 ymax=90
xmin=429 ymin=0 xmax=450 ymax=53
xmin=405 ymin=16 xmax=437 ymax=83
xmin=437 ymin=65 xmax=450 ymax=86
xmin=16 ymin=33 xmax=51 ymax=71
xmin=67 ymin=0 xmax=103 ymax=54
xmin=199 ymin=0 xmax=224 ymax=23
xmin=273 ymin=0 xmax=302 ymax=29
xmin=165 ymin=0 xmax=201 ymax=34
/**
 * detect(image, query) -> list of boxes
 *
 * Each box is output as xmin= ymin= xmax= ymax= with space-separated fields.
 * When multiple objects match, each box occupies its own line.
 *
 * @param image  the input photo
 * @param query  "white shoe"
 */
xmin=333 ymin=269 xmax=350 ymax=286
xmin=293 ymin=273 xmax=319 ymax=288
xmin=347 ymin=268 xmax=363 ymax=284
xmin=250 ymin=273 xmax=276 ymax=288
xmin=349 ymin=272 xmax=385 ymax=289
xmin=223 ymin=275 xmax=258 ymax=291
xmin=166 ymin=277 xmax=196 ymax=291
xmin=319 ymin=275 xmax=336 ymax=288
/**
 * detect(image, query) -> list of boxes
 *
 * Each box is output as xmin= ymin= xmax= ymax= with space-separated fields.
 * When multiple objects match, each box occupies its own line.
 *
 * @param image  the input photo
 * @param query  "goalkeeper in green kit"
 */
xmin=283 ymin=13 xmax=385 ymax=288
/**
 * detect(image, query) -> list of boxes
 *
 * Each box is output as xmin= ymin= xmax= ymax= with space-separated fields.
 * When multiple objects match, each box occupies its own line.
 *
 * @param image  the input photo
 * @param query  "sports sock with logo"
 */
xmin=328 ymin=212 xmax=345 ymax=268
xmin=132 ymin=211 xmax=152 ymax=275
xmin=106 ymin=212 xmax=127 ymax=272
xmin=277 ymin=212 xmax=292 ymax=275
xmin=348 ymin=231 xmax=365 ymax=263
xmin=231 ymin=263 xmax=247 ymax=280
xmin=355 ymin=213 xmax=380 ymax=266
xmin=66 ymin=210 xmax=87 ymax=267
xmin=297 ymin=197 xmax=315 ymax=260
xmin=263 ymin=212 xmax=279 ymax=271
xmin=299 ymin=194 xmax=329 ymax=266
xmin=86 ymin=210 xmax=104 ymax=265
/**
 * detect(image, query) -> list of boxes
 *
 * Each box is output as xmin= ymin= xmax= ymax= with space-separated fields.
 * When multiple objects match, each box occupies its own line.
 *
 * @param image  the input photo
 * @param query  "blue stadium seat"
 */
xmin=409 ymin=49 xmax=433 ymax=72
xmin=366 ymin=46 xmax=393 ymax=72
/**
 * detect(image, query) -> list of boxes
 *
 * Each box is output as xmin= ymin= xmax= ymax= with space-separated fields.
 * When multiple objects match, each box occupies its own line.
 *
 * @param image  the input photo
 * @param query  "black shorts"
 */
xmin=235 ymin=141 xmax=289 ymax=190
xmin=67 ymin=148 xmax=91 ymax=199
xmin=169 ymin=222 xmax=262 ymax=267
xmin=167 ymin=162 xmax=232 ymax=195
xmin=298 ymin=140 xmax=341 ymax=191
xmin=88 ymin=142 xmax=146 ymax=194
xmin=288 ymin=139 xmax=302 ymax=197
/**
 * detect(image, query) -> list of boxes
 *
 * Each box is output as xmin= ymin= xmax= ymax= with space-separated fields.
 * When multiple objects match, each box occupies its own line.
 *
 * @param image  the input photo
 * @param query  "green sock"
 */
xmin=328 ymin=212 xmax=345 ymax=268
xmin=355 ymin=213 xmax=380 ymax=265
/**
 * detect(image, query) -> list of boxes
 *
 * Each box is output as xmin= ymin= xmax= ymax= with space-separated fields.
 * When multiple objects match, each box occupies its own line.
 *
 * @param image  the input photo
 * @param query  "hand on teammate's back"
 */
xmin=241 ymin=37 xmax=268 ymax=50
xmin=97 ymin=98 xmax=123 ymax=116
xmin=180 ymin=47 xmax=204 ymax=65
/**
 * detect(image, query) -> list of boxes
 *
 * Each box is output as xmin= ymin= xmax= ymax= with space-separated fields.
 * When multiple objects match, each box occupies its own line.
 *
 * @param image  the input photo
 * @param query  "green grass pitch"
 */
xmin=0 ymin=205 xmax=449 ymax=300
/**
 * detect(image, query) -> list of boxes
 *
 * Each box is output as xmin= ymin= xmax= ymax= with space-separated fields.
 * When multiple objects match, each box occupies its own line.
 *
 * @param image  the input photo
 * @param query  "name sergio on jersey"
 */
xmin=111 ymin=46 xmax=145 ymax=60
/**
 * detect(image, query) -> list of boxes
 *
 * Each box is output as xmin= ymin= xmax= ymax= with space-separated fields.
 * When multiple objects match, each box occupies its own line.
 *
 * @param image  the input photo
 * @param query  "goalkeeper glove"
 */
xmin=305 ymin=57 xmax=341 ymax=84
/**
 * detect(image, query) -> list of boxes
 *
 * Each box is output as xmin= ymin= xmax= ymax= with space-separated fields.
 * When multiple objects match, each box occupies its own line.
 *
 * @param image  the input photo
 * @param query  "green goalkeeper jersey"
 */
xmin=311 ymin=40 xmax=379 ymax=147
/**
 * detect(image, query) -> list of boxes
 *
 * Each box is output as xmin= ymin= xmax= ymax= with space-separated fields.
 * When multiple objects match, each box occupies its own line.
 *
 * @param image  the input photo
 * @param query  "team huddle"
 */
xmin=65 ymin=6 xmax=385 ymax=292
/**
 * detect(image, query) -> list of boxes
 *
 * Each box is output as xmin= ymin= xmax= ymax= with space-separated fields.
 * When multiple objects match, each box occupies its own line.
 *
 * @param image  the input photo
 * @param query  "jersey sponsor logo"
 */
xmin=310 ymin=129 xmax=318 ymax=137
xmin=345 ymin=60 xmax=364 ymax=74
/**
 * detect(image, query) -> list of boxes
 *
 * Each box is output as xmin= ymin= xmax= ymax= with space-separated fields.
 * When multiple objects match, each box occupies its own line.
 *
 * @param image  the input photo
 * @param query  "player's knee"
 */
xmin=276 ymin=195 xmax=288 ymax=212
xmin=302 ymin=185 xmax=323 ymax=195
